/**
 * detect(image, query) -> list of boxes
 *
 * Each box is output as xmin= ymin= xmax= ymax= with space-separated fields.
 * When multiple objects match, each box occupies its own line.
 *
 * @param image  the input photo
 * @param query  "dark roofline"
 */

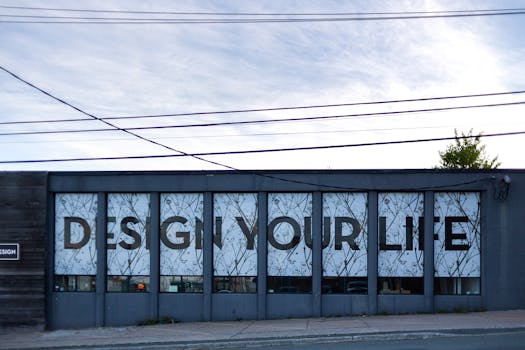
xmin=43 ymin=168 xmax=524 ymax=177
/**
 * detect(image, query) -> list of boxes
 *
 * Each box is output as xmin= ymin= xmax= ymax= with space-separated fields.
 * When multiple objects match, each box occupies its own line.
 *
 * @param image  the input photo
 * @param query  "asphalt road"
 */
xmin=223 ymin=330 xmax=525 ymax=350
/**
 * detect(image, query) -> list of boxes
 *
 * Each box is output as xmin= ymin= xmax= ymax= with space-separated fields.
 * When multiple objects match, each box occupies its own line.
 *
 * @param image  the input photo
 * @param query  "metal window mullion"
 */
xmin=203 ymin=192 xmax=213 ymax=321
xmin=257 ymin=192 xmax=268 ymax=320
xmin=424 ymin=191 xmax=435 ymax=312
xmin=96 ymin=192 xmax=106 ymax=327
xmin=368 ymin=191 xmax=378 ymax=315
xmin=149 ymin=192 xmax=160 ymax=320
xmin=312 ymin=191 xmax=322 ymax=317
xmin=46 ymin=191 xmax=55 ymax=329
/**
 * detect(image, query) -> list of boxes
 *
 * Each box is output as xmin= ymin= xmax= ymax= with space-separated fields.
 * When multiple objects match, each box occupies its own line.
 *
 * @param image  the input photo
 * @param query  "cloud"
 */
xmin=0 ymin=0 xmax=523 ymax=170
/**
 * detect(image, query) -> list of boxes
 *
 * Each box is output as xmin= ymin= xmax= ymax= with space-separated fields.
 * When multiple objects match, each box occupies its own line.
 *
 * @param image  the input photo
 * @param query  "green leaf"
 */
xmin=437 ymin=129 xmax=500 ymax=169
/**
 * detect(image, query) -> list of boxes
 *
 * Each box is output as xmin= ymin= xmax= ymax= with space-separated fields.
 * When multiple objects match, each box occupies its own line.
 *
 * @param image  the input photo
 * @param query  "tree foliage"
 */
xmin=437 ymin=129 xmax=500 ymax=169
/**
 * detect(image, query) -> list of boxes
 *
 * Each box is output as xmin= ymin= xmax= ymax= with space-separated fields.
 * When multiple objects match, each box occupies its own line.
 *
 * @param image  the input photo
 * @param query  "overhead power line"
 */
xmin=1 ymin=10 xmax=525 ymax=21
xmin=1 ymin=130 xmax=523 ymax=164
xmin=0 ymin=65 xmax=516 ymax=191
xmin=0 ymin=65 xmax=234 ymax=170
xmin=1 ymin=9 xmax=525 ymax=24
xmin=0 ymin=11 xmax=525 ymax=25
xmin=2 ymin=89 xmax=525 ymax=126
xmin=1 ymin=5 xmax=524 ymax=16
xmin=1 ymin=64 xmax=355 ymax=194
xmin=1 ymin=100 xmax=524 ymax=137
xmin=0 ymin=124 xmax=477 ymax=145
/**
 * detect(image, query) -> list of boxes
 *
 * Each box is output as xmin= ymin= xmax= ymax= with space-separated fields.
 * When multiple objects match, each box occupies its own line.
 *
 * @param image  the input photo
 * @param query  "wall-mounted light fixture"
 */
xmin=494 ymin=175 xmax=511 ymax=200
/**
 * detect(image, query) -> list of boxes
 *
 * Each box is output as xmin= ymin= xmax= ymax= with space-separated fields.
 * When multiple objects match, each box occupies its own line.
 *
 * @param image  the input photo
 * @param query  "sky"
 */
xmin=1 ymin=0 xmax=524 ymax=171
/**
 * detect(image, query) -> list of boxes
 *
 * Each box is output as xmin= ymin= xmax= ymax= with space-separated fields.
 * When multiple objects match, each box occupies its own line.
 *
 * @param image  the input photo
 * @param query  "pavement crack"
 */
xmin=228 ymin=321 xmax=256 ymax=340
xmin=360 ymin=317 xmax=371 ymax=328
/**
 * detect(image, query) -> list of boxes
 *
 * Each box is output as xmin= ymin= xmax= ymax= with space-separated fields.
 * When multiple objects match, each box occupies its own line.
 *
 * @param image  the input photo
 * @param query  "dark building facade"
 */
xmin=0 ymin=170 xmax=523 ymax=330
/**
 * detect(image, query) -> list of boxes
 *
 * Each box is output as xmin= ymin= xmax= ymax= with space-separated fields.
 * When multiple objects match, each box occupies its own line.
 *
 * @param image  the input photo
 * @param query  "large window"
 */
xmin=213 ymin=193 xmax=258 ymax=293
xmin=378 ymin=192 xmax=424 ymax=295
xmin=160 ymin=193 xmax=204 ymax=293
xmin=54 ymin=193 xmax=97 ymax=292
xmin=107 ymin=193 xmax=150 ymax=292
xmin=267 ymin=193 xmax=312 ymax=293
xmin=434 ymin=192 xmax=481 ymax=295
xmin=53 ymin=189 xmax=482 ymax=298
xmin=322 ymin=193 xmax=368 ymax=294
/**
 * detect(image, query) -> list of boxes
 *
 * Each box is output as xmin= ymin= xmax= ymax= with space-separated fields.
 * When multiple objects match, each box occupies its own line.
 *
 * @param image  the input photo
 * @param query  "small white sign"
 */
xmin=0 ymin=243 xmax=20 ymax=260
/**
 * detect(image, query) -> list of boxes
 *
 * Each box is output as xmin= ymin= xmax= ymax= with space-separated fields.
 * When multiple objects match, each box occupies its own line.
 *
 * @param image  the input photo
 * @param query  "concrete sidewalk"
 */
xmin=1 ymin=310 xmax=525 ymax=350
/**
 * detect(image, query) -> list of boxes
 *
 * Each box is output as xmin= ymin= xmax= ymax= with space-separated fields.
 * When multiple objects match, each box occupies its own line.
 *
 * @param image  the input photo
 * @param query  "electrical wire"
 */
xmin=2 ymin=89 xmax=525 ymax=126
xmin=1 ymin=10 xmax=525 ymax=24
xmin=0 ymin=65 xmax=234 ymax=170
xmin=0 ymin=65 xmax=518 ymax=191
xmin=0 ymin=6 xmax=518 ymax=190
xmin=1 ymin=13 xmax=525 ymax=24
xmin=0 ymin=124 xmax=472 ymax=144
xmin=2 ymin=4 xmax=524 ymax=16
xmin=1 ymin=100 xmax=524 ymax=137
xmin=1 ymin=9 xmax=524 ymax=21
xmin=1 ymin=130 xmax=523 ymax=164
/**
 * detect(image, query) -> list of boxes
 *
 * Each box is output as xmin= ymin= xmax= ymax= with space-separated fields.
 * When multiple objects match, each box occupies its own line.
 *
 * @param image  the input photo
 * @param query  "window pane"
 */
xmin=267 ymin=193 xmax=312 ymax=294
xmin=434 ymin=277 xmax=480 ymax=295
xmin=107 ymin=193 xmax=150 ymax=292
xmin=55 ymin=193 xmax=97 ymax=275
xmin=213 ymin=193 xmax=258 ymax=293
xmin=54 ymin=275 xmax=76 ymax=292
xmin=267 ymin=193 xmax=312 ymax=277
xmin=107 ymin=276 xmax=150 ymax=292
xmin=160 ymin=276 xmax=203 ymax=293
xmin=267 ymin=276 xmax=312 ymax=293
xmin=160 ymin=193 xmax=203 ymax=277
xmin=213 ymin=276 xmax=256 ymax=293
xmin=77 ymin=275 xmax=96 ymax=291
xmin=322 ymin=193 xmax=368 ymax=279
xmin=378 ymin=277 xmax=423 ymax=294
xmin=378 ymin=192 xmax=424 ymax=277
xmin=434 ymin=192 xmax=481 ymax=278
xmin=322 ymin=277 xmax=367 ymax=294
xmin=54 ymin=275 xmax=96 ymax=292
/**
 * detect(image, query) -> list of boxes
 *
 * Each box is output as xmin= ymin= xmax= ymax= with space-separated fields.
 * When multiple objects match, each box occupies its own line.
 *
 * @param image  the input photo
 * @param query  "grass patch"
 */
xmin=138 ymin=316 xmax=179 ymax=326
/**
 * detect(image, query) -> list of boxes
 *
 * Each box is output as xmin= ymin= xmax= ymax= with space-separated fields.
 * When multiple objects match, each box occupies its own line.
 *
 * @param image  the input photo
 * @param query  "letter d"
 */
xmin=64 ymin=217 xmax=91 ymax=249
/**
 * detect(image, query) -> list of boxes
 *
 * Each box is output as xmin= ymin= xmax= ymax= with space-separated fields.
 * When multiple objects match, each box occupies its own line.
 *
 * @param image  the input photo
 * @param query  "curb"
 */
xmin=6 ymin=328 xmax=525 ymax=350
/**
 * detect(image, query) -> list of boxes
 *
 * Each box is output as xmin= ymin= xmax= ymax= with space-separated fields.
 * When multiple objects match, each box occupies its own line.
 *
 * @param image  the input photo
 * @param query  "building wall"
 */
xmin=2 ymin=170 xmax=525 ymax=329
xmin=483 ymin=171 xmax=525 ymax=310
xmin=0 ymin=172 xmax=47 ymax=328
